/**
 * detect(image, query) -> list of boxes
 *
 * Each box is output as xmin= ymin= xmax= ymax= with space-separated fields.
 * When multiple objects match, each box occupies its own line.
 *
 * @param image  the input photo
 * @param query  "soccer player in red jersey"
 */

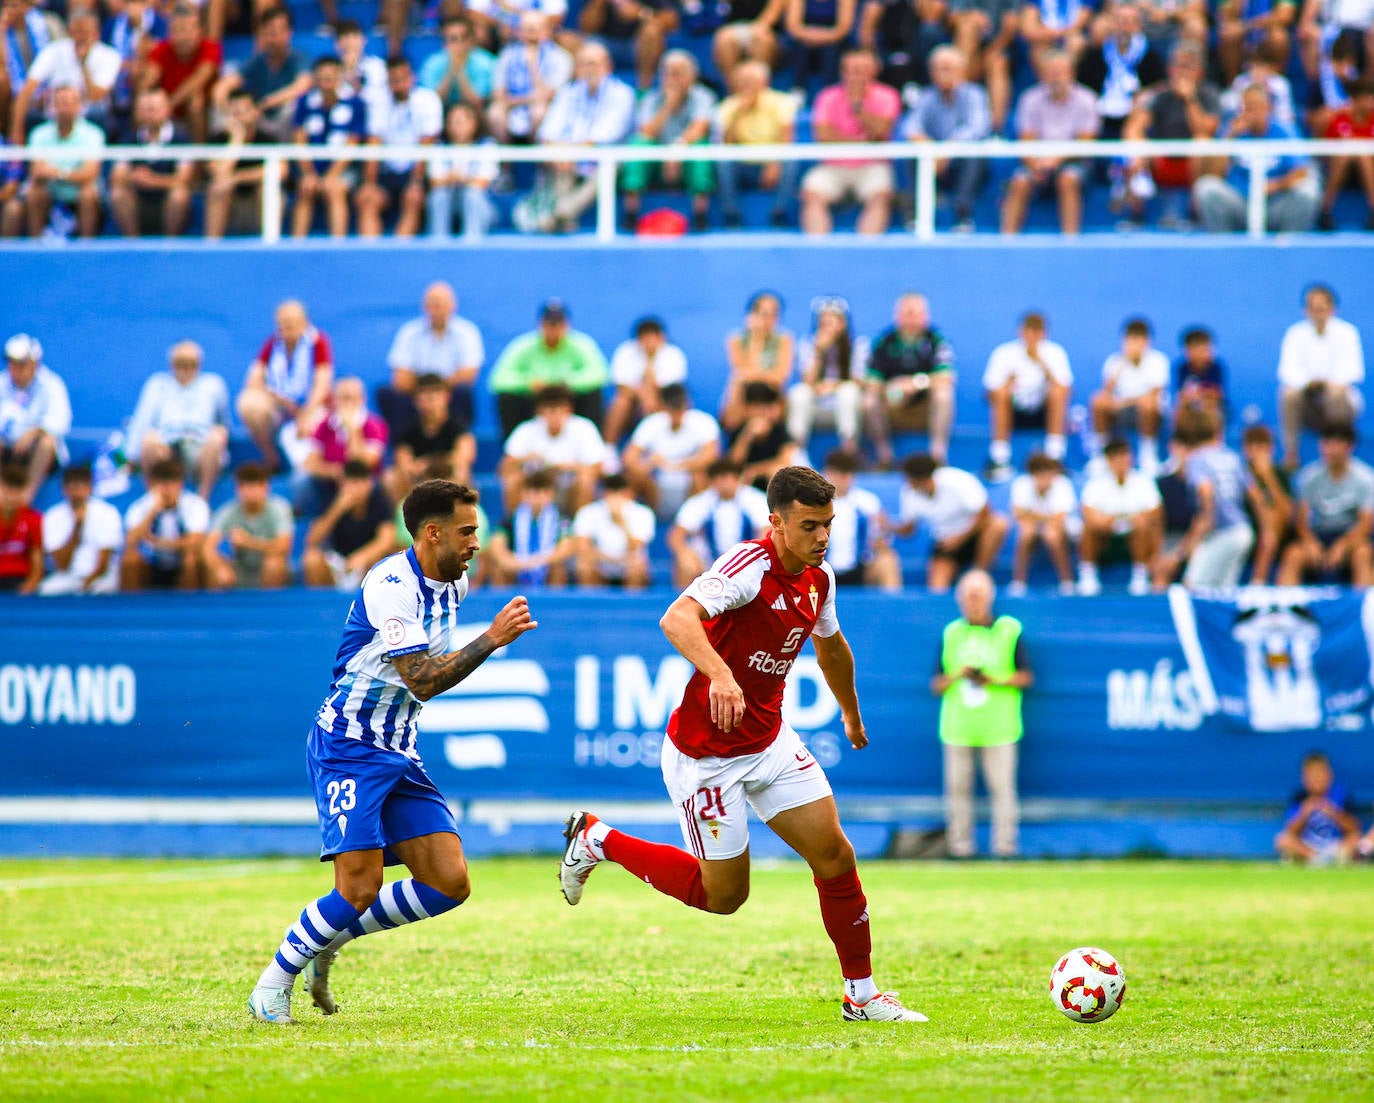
xmin=560 ymin=465 xmax=926 ymax=1023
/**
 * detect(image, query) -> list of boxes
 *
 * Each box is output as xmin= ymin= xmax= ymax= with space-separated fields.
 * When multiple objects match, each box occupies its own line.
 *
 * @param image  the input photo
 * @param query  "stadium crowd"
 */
xmin=0 ymin=278 xmax=1368 ymax=596
xmin=0 ymin=0 xmax=1372 ymax=238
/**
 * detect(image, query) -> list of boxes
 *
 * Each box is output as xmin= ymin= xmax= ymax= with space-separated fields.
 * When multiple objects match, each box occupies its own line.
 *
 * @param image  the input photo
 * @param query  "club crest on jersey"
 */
xmin=808 ymin=584 xmax=818 ymax=615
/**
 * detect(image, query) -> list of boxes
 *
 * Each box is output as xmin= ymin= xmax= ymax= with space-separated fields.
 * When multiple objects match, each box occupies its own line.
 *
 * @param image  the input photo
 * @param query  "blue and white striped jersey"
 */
xmin=315 ymin=547 xmax=469 ymax=759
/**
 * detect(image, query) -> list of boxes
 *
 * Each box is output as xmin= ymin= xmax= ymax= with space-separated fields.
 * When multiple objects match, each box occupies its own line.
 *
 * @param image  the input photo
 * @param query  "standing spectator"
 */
xmin=384 ymin=372 xmax=476 ymax=503
xmin=295 ymin=376 xmax=388 ymax=518
xmin=800 ymin=48 xmax=902 ymax=236
xmin=895 ymin=452 xmax=1010 ymax=593
xmin=622 ymin=382 xmax=720 ymax=518
xmin=604 ymin=315 xmax=689 ymax=444
xmin=120 ymin=457 xmax=209 ymax=591
xmin=787 ymin=296 xmax=870 ymax=456
xmin=420 ymin=14 xmax=497 ymax=112
xmin=1173 ymin=325 xmax=1227 ymax=422
xmin=571 ymin=473 xmax=655 ymax=588
xmin=711 ymin=0 xmax=788 ymax=82
xmin=1275 ymin=752 xmax=1362 ymax=865
xmin=620 ymin=50 xmax=717 ymax=232
xmin=725 ymin=381 xmax=802 ymax=491
xmin=667 ymin=457 xmax=771 ymax=585
xmin=486 ymin=467 xmax=573 ymax=586
xmin=1219 ymin=0 xmax=1297 ymax=85
xmin=577 ymin=0 xmax=678 ymax=90
xmin=1277 ymin=423 xmax=1374 ymax=585
xmin=1193 ymin=85 xmax=1319 ymax=234
xmin=1242 ymin=422 xmax=1292 ymax=584
xmin=0 ymin=332 xmax=70 ymax=501
xmin=211 ymin=6 xmax=311 ymax=139
xmin=980 ymin=311 xmax=1072 ymax=482
xmin=1077 ymin=437 xmax=1161 ymax=595
xmin=929 ymin=569 xmax=1031 ymax=859
xmin=125 ymin=340 xmax=231 ymax=503
xmin=859 ymin=0 xmax=952 ymax=92
xmin=500 ymin=383 xmax=607 ymax=513
xmin=18 ymin=83 xmax=105 ymax=239
xmin=1000 ymin=50 xmax=1100 ymax=235
xmin=142 ymin=5 xmax=220 ymax=141
xmin=380 ymin=282 xmax=485 ymax=442
xmin=865 ymin=292 xmax=956 ymax=467
xmin=1277 ymin=283 xmax=1365 ymax=470
xmin=1319 ymin=78 xmax=1374 ymax=231
xmin=1075 ymin=2 xmax=1165 ymax=141
xmin=950 ymin=0 xmax=1019 ymax=133
xmin=1160 ymin=407 xmax=1254 ymax=590
xmin=1019 ymin=0 xmax=1092 ymax=62
xmin=108 ymin=88 xmax=193 ymax=238
xmin=713 ymin=59 xmax=798 ymax=229
xmin=203 ymin=461 xmax=294 ymax=590
xmin=0 ymin=462 xmax=41 ymax=593
xmin=37 ymin=464 xmax=122 ymax=595
xmin=721 ymin=290 xmax=795 ymax=430
xmin=486 ymin=12 xmax=573 ymax=145
xmin=356 ymin=55 xmax=443 ymax=239
xmin=785 ymin=0 xmax=859 ymax=95
xmin=205 ymin=90 xmax=277 ymax=240
xmin=900 ymin=45 xmax=992 ymax=232
xmin=823 ymin=449 xmax=902 ymax=590
xmin=1088 ymin=317 xmax=1170 ymax=475
xmin=489 ymin=299 xmax=610 ymax=437
xmin=300 ymin=459 xmax=396 ymax=590
xmin=290 ymin=55 xmax=367 ymax=240
xmin=9 ymin=7 xmax=119 ymax=142
xmin=1008 ymin=452 xmax=1077 ymax=595
xmin=236 ymin=300 xmax=334 ymax=474
xmin=428 ymin=102 xmax=499 ymax=240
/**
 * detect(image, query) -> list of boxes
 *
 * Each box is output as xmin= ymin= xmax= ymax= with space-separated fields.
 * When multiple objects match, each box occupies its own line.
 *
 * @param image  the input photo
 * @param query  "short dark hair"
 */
xmin=742 ymin=381 xmax=781 ymax=406
xmin=535 ymin=383 xmax=575 ymax=410
xmin=61 ymin=464 xmax=93 ymax=486
xmin=766 ymin=465 xmax=835 ymax=514
xmin=1242 ymin=424 xmax=1274 ymax=447
xmin=823 ymin=449 xmax=861 ymax=474
xmin=1302 ymin=750 xmax=1331 ymax=769
xmin=524 ymin=468 xmax=556 ymax=492
xmin=441 ymin=13 xmax=473 ymax=32
xmin=312 ymin=54 xmax=342 ymax=72
xmin=415 ymin=372 xmax=447 ymax=391
xmin=660 ymin=382 xmax=689 ymax=409
xmin=1103 ymin=438 xmax=1132 ymax=459
xmin=402 ymin=479 xmax=479 ymax=538
xmin=633 ymin=315 xmax=666 ymax=338
xmin=227 ymin=88 xmax=257 ymax=106
xmin=1124 ymin=317 xmax=1151 ymax=339
xmin=1026 ymin=452 xmax=1060 ymax=475
xmin=707 ymin=458 xmax=743 ymax=480
xmin=235 ymin=461 xmax=270 ymax=484
xmin=602 ymin=473 xmax=631 ymax=493
xmin=335 ymin=17 xmax=363 ymax=35
xmin=1321 ymin=421 xmax=1357 ymax=445
xmin=386 ymin=53 xmax=411 ymax=71
xmin=1173 ymin=406 xmax=1214 ymax=446
xmin=343 ymin=458 xmax=374 ymax=481
xmin=0 ymin=463 xmax=27 ymax=489
xmin=1305 ymin=282 xmax=1338 ymax=307
xmin=259 ymin=5 xmax=292 ymax=26
xmin=1020 ymin=311 xmax=1047 ymax=332
xmin=902 ymin=453 xmax=938 ymax=481
xmin=148 ymin=458 xmax=185 ymax=483
xmin=1182 ymin=326 xmax=1213 ymax=347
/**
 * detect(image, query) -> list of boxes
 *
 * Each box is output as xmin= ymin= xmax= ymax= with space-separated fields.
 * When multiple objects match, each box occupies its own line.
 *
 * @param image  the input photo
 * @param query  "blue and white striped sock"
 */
xmin=257 ymin=889 xmax=361 ymax=990
xmin=326 ymin=879 xmax=463 ymax=951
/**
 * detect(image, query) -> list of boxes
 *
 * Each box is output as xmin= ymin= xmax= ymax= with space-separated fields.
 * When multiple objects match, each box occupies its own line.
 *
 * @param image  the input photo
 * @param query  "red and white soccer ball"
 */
xmin=1050 ymin=947 xmax=1126 ymax=1023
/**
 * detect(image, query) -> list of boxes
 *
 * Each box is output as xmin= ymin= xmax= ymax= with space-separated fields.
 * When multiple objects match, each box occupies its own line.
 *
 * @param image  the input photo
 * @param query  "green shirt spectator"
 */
xmin=489 ymin=299 xmax=610 ymax=438
xmin=419 ymin=18 xmax=497 ymax=110
xmin=204 ymin=465 xmax=295 ymax=590
xmin=27 ymin=115 xmax=106 ymax=204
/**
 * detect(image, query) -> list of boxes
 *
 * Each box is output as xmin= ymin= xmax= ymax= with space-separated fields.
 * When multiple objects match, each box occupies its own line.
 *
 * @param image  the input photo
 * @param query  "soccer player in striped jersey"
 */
xmin=248 ymin=479 xmax=537 ymax=1024
xmin=559 ymin=466 xmax=926 ymax=1023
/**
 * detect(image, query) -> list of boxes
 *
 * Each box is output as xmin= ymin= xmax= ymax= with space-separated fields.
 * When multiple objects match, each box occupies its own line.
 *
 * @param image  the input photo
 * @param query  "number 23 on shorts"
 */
xmin=326 ymin=778 xmax=357 ymax=816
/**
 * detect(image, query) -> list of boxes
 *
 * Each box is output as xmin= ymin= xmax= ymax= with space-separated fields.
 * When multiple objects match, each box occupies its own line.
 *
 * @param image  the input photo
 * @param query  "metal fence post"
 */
xmin=914 ymin=150 xmax=936 ymax=241
xmin=1245 ymin=155 xmax=1266 ymax=240
xmin=595 ymin=156 xmax=617 ymax=242
xmin=262 ymin=155 xmax=283 ymax=245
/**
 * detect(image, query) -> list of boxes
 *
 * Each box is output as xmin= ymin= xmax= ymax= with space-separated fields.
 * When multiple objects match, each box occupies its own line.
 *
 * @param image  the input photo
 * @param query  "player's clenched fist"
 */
xmin=708 ymin=676 xmax=746 ymax=733
xmin=487 ymin=596 xmax=538 ymax=647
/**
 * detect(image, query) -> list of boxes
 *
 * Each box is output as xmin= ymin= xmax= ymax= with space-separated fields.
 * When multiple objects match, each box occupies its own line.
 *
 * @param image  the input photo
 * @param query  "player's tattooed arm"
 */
xmin=393 ymin=595 xmax=537 ymax=701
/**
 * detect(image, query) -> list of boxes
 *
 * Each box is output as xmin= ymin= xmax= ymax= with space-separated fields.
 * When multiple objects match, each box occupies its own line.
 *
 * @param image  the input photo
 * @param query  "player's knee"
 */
xmin=707 ymin=886 xmax=749 ymax=914
xmin=435 ymin=868 xmax=471 ymax=904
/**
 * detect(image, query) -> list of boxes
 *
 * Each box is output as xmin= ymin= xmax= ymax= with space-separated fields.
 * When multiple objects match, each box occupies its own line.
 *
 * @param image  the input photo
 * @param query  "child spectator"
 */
xmin=604 ymin=316 xmax=690 ymax=445
xmin=1173 ymin=326 xmax=1227 ymax=423
xmin=667 ymin=458 xmax=771 ymax=586
xmin=1318 ymin=78 xmax=1374 ymax=231
xmin=571 ymin=473 xmax=655 ymax=589
xmin=301 ymin=460 xmax=397 ymax=590
xmin=120 ymin=457 xmax=210 ymax=591
xmin=1241 ymin=424 xmax=1292 ymax=584
xmin=204 ymin=462 xmax=294 ymax=590
xmin=1089 ymin=317 xmax=1170 ymax=476
xmin=486 ymin=468 xmax=572 ymax=587
xmin=0 ymin=462 xmax=42 ymax=593
xmin=822 ymin=449 xmax=901 ymax=591
xmin=1008 ymin=453 xmax=1077 ymax=596
xmin=428 ymin=102 xmax=499 ymax=240
xmin=1275 ymin=752 xmax=1361 ymax=865
xmin=1276 ymin=423 xmax=1374 ymax=586
xmin=1078 ymin=438 xmax=1161 ymax=596
xmin=894 ymin=452 xmax=1009 ymax=594
xmin=981 ymin=311 xmax=1073 ymax=482
xmin=385 ymin=372 xmax=476 ymax=504
xmin=787 ymin=296 xmax=870 ymax=458
xmin=622 ymin=383 xmax=721 ymax=520
xmin=1169 ymin=407 xmax=1254 ymax=590
xmin=500 ymin=383 xmax=607 ymax=514
xmin=725 ymin=381 xmax=802 ymax=492
xmin=38 ymin=465 xmax=122 ymax=595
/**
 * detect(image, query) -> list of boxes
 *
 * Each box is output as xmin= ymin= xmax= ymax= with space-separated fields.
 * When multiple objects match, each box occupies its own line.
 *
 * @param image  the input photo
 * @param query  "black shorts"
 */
xmin=378 ymin=168 xmax=423 ymax=206
xmin=1012 ymin=404 xmax=1048 ymax=430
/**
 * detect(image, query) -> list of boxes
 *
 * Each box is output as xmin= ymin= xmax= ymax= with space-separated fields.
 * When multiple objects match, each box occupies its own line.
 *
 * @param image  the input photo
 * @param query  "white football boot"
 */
xmin=560 ymin=810 xmax=603 ymax=906
xmin=841 ymin=993 xmax=929 ymax=1023
xmin=248 ymin=983 xmax=297 ymax=1024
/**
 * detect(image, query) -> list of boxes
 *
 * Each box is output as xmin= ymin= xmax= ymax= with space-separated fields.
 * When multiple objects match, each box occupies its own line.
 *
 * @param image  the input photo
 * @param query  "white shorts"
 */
xmin=662 ymin=721 xmax=833 ymax=861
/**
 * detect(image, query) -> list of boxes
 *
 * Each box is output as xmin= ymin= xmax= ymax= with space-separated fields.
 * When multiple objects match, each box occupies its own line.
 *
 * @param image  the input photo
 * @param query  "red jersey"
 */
xmin=149 ymin=38 xmax=224 ymax=97
xmin=0 ymin=506 xmax=42 ymax=579
xmin=1326 ymin=111 xmax=1374 ymax=140
xmin=667 ymin=536 xmax=839 ymax=759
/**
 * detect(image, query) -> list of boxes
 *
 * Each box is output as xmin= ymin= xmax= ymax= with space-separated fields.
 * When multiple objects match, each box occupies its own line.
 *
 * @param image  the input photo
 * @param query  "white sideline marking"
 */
xmin=0 ymin=859 xmax=312 ymax=891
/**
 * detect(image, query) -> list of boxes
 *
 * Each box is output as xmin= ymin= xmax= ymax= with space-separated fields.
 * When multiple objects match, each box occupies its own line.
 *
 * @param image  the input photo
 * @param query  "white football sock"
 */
xmin=845 ymin=976 xmax=879 ymax=1004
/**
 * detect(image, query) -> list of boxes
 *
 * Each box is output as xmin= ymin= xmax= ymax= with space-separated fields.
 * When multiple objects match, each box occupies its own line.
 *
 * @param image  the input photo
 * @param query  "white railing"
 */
xmin=6 ymin=137 xmax=1373 ymax=244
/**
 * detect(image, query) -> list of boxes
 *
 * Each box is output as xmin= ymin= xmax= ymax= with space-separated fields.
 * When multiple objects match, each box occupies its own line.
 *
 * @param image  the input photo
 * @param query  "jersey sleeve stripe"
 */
xmin=719 ymin=545 xmax=767 ymax=577
xmin=715 ymin=542 xmax=763 ymax=576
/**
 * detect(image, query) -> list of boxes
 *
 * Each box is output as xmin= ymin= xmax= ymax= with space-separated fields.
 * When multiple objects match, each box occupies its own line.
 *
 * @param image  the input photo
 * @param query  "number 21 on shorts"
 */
xmin=326 ymin=778 xmax=357 ymax=816
xmin=697 ymin=785 xmax=726 ymax=820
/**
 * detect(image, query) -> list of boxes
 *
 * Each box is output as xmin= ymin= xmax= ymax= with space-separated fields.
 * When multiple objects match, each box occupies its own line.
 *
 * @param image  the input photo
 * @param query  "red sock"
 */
xmin=815 ymin=869 xmax=872 ymax=980
xmin=603 ymin=829 xmax=709 ymax=911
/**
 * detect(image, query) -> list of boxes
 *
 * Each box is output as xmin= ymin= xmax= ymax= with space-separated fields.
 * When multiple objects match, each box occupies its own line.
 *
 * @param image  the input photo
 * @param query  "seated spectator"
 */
xmin=205 ymin=90 xmax=277 ymax=239
xmin=800 ymin=48 xmax=902 ymax=236
xmin=1221 ymin=39 xmax=1298 ymax=130
xmin=1277 ymin=283 xmax=1365 ymax=470
xmin=120 ymin=457 xmax=209 ymax=590
xmin=1275 ymin=752 xmax=1361 ymax=865
xmin=290 ymin=55 xmax=367 ymax=240
xmin=204 ymin=461 xmax=294 ymax=590
xmin=604 ymin=315 xmax=689 ymax=443
xmin=389 ymin=456 xmax=490 ymax=570
xmin=1219 ymin=0 xmax=1297 ymax=85
xmin=572 ymin=473 xmax=655 ymax=588
xmin=105 ymin=0 xmax=165 ymax=135
xmin=210 ymin=6 xmax=310 ymax=140
xmin=900 ymin=45 xmax=992 ymax=232
xmin=0 ymin=461 xmax=41 ymax=593
xmin=237 ymin=299 xmax=334 ymax=473
xmin=143 ymin=4 xmax=220 ymax=142
xmin=1277 ymin=423 xmax=1374 ymax=586
xmin=356 ymin=55 xmax=443 ymax=239
xmin=463 ymin=0 xmax=572 ymax=47
xmin=420 ymin=14 xmax=497 ymax=112
xmin=1076 ymin=3 xmax=1165 ymax=142
xmin=1173 ymin=325 xmax=1227 ymax=422
xmin=786 ymin=0 xmax=859 ymax=95
xmin=1078 ymin=438 xmax=1161 ymax=595
xmin=1241 ymin=423 xmax=1292 ymax=584
xmin=1138 ymin=0 xmax=1208 ymax=51
xmin=296 ymin=376 xmax=388 ymax=518
xmin=1000 ymin=50 xmax=1099 ymax=235
xmin=786 ymin=295 xmax=870 ymax=456
xmin=622 ymin=382 xmax=720 ymax=518
xmin=620 ymin=50 xmax=717 ymax=232
xmin=1319 ymin=78 xmax=1374 ymax=231
xmin=489 ymin=299 xmax=609 ymax=437
xmin=109 ymin=88 xmax=193 ymax=238
xmin=1305 ymin=27 xmax=1361 ymax=138
xmin=823 ymin=449 xmax=901 ymax=590
xmin=1088 ymin=317 xmax=1170 ymax=476
xmin=301 ymin=459 xmax=397 ymax=590
xmin=125 ymin=340 xmax=231 ymax=503
xmin=1164 ymin=407 xmax=1253 ymax=590
xmin=577 ymin=0 xmax=678 ymax=90
xmin=486 ymin=467 xmax=573 ymax=586
xmin=1018 ymin=0 xmax=1091 ymax=64
xmin=713 ymin=59 xmax=797 ymax=229
xmin=9 ymin=7 xmax=119 ymax=141
xmin=895 ymin=452 xmax=1009 ymax=593
xmin=486 ymin=12 xmax=573 ymax=145
xmin=726 ymin=381 xmax=802 ymax=491
xmin=500 ymin=383 xmax=607 ymax=513
xmin=379 ymin=282 xmax=484 ymax=443
xmin=668 ymin=458 xmax=771 ymax=585
xmin=1 ymin=332 xmax=70 ymax=501
xmin=1150 ymin=427 xmax=1198 ymax=589
xmin=536 ymin=41 xmax=636 ymax=232
xmin=429 ymin=102 xmax=499 ymax=240
xmin=385 ymin=372 xmax=476 ymax=503
xmin=1008 ymin=452 xmax=1077 ymax=595
xmin=721 ymin=291 xmax=795 ymax=429
xmin=859 ymin=0 xmax=951 ymax=91
xmin=865 ymin=292 xmax=956 ymax=467
xmin=37 ymin=464 xmax=122 ymax=595
xmin=1193 ymin=84 xmax=1318 ymax=234
xmin=711 ymin=0 xmax=788 ymax=82
xmin=950 ymin=0 xmax=1018 ymax=132
xmin=980 ymin=311 xmax=1072 ymax=482
xmin=18 ymin=83 xmax=105 ymax=239
xmin=336 ymin=20 xmax=390 ymax=123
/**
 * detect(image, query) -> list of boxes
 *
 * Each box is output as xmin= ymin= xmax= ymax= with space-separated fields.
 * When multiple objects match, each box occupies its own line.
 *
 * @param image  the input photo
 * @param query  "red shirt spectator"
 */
xmin=146 ymin=4 xmax=222 ymax=137
xmin=1325 ymin=108 xmax=1374 ymax=139
xmin=150 ymin=37 xmax=223 ymax=94
xmin=0 ymin=470 xmax=43 ymax=592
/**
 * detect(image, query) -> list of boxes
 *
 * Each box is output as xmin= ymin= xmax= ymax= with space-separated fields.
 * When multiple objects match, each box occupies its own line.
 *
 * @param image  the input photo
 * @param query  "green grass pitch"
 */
xmin=2 ymin=857 xmax=1371 ymax=1102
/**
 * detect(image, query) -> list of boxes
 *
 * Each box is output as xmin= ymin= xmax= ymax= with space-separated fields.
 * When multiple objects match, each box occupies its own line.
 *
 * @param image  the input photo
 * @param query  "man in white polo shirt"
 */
xmin=355 ymin=55 xmax=443 ymax=238
xmin=379 ymin=281 xmax=485 ymax=439
xmin=1089 ymin=316 xmax=1171 ymax=475
xmin=603 ymin=316 xmax=690 ymax=444
xmin=8 ymin=8 xmax=120 ymax=141
xmin=500 ymin=383 xmax=607 ymax=514
xmin=1277 ymin=283 xmax=1365 ymax=470
xmin=895 ymin=452 xmax=1009 ymax=593
xmin=1077 ymin=437 xmax=1162 ymax=595
xmin=621 ymin=383 xmax=719 ymax=519
xmin=981 ymin=311 xmax=1074 ymax=483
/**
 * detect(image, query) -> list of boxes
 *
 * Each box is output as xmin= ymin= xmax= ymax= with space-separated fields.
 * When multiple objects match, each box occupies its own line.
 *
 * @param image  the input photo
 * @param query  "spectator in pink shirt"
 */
xmin=800 ymin=48 xmax=902 ymax=235
xmin=293 ymin=376 xmax=389 ymax=518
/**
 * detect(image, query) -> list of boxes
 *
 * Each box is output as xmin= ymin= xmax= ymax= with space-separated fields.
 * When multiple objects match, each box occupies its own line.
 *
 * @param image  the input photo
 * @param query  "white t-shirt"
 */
xmin=1010 ymin=472 xmax=1077 ymax=517
xmin=1080 ymin=471 xmax=1162 ymax=532
xmin=827 ymin=486 xmax=883 ymax=573
xmin=627 ymin=409 xmax=720 ymax=465
xmin=673 ymin=485 xmax=771 ymax=560
xmin=609 ymin=339 xmax=689 ymax=388
xmin=898 ymin=466 xmax=988 ymax=542
xmin=27 ymin=39 xmax=122 ymax=104
xmin=982 ymin=338 xmax=1074 ymax=410
xmin=1101 ymin=348 xmax=1170 ymax=401
xmin=1277 ymin=317 xmax=1366 ymax=390
xmin=373 ymin=87 xmax=443 ymax=169
xmin=42 ymin=498 xmax=123 ymax=585
xmin=572 ymin=498 xmax=656 ymax=567
xmin=504 ymin=414 xmax=606 ymax=468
